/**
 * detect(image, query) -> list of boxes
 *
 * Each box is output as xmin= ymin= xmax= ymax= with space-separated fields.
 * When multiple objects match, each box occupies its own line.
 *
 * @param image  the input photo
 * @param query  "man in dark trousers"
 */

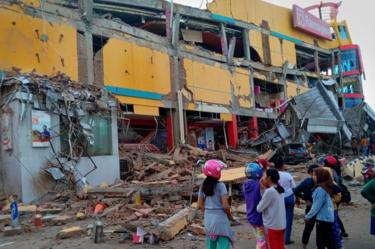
xmin=293 ymin=164 xmax=320 ymax=249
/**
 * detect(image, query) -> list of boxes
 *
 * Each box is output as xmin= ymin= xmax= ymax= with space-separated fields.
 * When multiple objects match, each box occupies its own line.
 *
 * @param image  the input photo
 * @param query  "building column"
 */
xmin=248 ymin=116 xmax=259 ymax=139
xmin=227 ymin=114 xmax=238 ymax=149
xmin=166 ymin=113 xmax=174 ymax=152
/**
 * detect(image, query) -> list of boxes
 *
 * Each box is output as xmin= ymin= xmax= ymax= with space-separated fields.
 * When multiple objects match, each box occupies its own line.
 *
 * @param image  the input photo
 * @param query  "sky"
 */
xmin=174 ymin=0 xmax=375 ymax=109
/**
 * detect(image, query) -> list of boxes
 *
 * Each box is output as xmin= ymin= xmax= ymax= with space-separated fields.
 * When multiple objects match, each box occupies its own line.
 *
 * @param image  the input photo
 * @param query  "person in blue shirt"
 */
xmin=293 ymin=164 xmax=319 ymax=249
xmin=305 ymin=167 xmax=335 ymax=249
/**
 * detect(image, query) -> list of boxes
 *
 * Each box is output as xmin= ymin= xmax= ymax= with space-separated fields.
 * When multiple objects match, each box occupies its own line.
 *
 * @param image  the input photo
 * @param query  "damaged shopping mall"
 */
xmin=0 ymin=0 xmax=373 ymax=203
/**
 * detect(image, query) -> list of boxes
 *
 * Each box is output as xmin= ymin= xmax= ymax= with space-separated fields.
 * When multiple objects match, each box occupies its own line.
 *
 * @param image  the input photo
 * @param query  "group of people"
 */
xmin=198 ymin=155 xmax=374 ymax=249
xmin=351 ymin=134 xmax=375 ymax=156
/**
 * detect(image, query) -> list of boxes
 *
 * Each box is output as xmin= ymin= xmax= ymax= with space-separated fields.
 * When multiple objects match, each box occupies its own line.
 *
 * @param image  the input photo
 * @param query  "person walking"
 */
xmin=243 ymin=162 xmax=268 ymax=249
xmin=293 ymin=164 xmax=320 ymax=249
xmin=273 ymin=157 xmax=296 ymax=245
xmin=305 ymin=167 xmax=336 ymax=249
xmin=257 ymin=168 xmax=286 ymax=249
xmin=198 ymin=160 xmax=234 ymax=249
xmin=361 ymin=178 xmax=375 ymax=236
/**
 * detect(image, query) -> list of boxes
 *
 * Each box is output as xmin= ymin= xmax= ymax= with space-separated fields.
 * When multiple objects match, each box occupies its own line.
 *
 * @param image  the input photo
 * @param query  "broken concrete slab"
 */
xmin=56 ymin=226 xmax=85 ymax=239
xmin=158 ymin=208 xmax=194 ymax=241
xmin=3 ymin=226 xmax=22 ymax=236
xmin=189 ymin=224 xmax=205 ymax=236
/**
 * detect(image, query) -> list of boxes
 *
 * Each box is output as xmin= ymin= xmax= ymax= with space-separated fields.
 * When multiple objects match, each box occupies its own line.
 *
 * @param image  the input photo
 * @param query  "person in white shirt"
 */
xmin=257 ymin=168 xmax=286 ymax=249
xmin=273 ymin=157 xmax=296 ymax=245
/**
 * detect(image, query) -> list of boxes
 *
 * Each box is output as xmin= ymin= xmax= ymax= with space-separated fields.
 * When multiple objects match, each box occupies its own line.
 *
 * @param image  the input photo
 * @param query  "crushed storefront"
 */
xmin=249 ymin=81 xmax=354 ymax=156
xmin=0 ymin=72 xmax=119 ymax=202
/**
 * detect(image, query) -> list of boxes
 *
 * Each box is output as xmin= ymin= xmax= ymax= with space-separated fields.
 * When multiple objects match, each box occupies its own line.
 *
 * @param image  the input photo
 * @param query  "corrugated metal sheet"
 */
xmin=289 ymin=82 xmax=351 ymax=140
xmin=364 ymin=103 xmax=375 ymax=121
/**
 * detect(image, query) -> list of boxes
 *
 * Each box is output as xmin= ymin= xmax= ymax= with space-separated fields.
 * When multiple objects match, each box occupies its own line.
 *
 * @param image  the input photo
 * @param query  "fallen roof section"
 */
xmin=289 ymin=82 xmax=351 ymax=140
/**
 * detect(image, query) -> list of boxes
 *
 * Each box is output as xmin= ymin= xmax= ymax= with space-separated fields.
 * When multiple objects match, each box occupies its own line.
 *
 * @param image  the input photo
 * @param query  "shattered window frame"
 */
xmin=60 ymin=114 xmax=113 ymax=157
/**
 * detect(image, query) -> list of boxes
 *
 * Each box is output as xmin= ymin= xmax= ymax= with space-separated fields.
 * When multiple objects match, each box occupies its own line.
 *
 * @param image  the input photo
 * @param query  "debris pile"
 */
xmin=119 ymin=144 xmax=255 ymax=182
xmin=1 ymin=71 xmax=117 ymax=190
xmin=0 ymin=142 xmax=256 ymax=243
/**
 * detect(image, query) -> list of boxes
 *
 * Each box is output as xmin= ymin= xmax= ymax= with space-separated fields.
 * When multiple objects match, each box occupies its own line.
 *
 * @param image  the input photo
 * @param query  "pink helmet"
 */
xmin=202 ymin=160 xmax=227 ymax=180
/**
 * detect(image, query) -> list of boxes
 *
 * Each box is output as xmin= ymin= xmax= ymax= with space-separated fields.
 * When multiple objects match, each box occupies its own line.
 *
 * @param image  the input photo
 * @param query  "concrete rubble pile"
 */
xmin=0 ymin=130 xmax=255 ymax=244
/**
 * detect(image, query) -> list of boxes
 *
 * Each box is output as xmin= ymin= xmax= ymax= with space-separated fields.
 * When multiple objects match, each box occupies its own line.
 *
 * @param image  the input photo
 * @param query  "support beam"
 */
xmin=227 ymin=114 xmax=238 ymax=149
xmin=166 ymin=113 xmax=174 ymax=152
xmin=249 ymin=67 xmax=256 ymax=107
xmin=220 ymin=24 xmax=228 ymax=56
xmin=78 ymin=0 xmax=93 ymax=23
xmin=171 ymin=13 xmax=181 ymax=47
xmin=314 ymin=50 xmax=321 ymax=77
xmin=248 ymin=117 xmax=259 ymax=139
xmin=227 ymin=37 xmax=236 ymax=64
xmin=331 ymin=51 xmax=336 ymax=79
xmin=84 ymin=32 xmax=94 ymax=85
xmin=78 ymin=0 xmax=94 ymax=85
xmin=242 ymin=29 xmax=251 ymax=61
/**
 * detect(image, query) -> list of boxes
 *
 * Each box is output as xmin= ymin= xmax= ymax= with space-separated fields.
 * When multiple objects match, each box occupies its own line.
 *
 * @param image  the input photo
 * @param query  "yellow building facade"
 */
xmin=0 ymin=0 xmax=355 ymax=149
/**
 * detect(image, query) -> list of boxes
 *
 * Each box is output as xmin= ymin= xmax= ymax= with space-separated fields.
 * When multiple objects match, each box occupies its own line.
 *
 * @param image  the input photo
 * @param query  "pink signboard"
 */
xmin=292 ymin=5 xmax=332 ymax=40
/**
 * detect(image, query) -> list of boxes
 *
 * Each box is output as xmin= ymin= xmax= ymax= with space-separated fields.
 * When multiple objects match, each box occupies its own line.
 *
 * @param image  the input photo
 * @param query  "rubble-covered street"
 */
xmin=1 ymin=164 xmax=374 ymax=249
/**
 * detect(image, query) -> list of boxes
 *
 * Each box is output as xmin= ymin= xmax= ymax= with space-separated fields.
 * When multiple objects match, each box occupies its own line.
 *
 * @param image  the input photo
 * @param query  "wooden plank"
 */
xmin=198 ymin=167 xmax=246 ymax=184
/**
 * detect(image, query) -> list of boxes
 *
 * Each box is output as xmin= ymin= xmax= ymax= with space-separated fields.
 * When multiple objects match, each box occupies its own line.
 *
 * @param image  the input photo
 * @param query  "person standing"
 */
xmin=305 ymin=168 xmax=336 ymax=249
xmin=198 ymin=160 xmax=234 ymax=249
xmin=361 ymin=178 xmax=375 ymax=236
xmin=257 ymin=168 xmax=286 ymax=249
xmin=293 ymin=164 xmax=320 ymax=249
xmin=324 ymin=156 xmax=344 ymax=249
xmin=243 ymin=162 xmax=268 ymax=249
xmin=370 ymin=134 xmax=375 ymax=156
xmin=360 ymin=135 xmax=370 ymax=157
xmin=273 ymin=157 xmax=296 ymax=245
xmin=351 ymin=136 xmax=359 ymax=156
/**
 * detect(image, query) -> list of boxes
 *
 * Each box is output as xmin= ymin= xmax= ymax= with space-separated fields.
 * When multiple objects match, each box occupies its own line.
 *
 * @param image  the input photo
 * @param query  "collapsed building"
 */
xmin=0 ymin=0 xmax=368 ymax=201
xmin=0 ymin=73 xmax=119 ymax=202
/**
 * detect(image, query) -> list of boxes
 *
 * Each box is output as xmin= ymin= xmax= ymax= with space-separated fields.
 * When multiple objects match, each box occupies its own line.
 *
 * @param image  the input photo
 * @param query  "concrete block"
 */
xmin=56 ymin=226 xmax=85 ymax=239
xmin=158 ymin=208 xmax=193 ymax=241
xmin=189 ymin=224 xmax=205 ymax=236
xmin=3 ymin=226 xmax=22 ymax=236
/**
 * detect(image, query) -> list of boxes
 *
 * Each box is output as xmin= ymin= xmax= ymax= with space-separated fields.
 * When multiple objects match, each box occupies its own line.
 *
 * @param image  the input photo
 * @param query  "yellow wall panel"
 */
xmin=283 ymin=40 xmax=297 ymax=66
xmin=103 ymin=38 xmax=171 ymax=95
xmin=184 ymin=59 xmax=231 ymax=106
xmin=233 ymin=70 xmax=252 ymax=108
xmin=134 ymin=105 xmax=159 ymax=116
xmin=220 ymin=113 xmax=232 ymax=121
xmin=0 ymin=6 xmax=78 ymax=80
xmin=287 ymin=82 xmax=310 ymax=98
xmin=249 ymin=30 xmax=264 ymax=63
xmin=208 ymin=0 xmax=342 ymax=49
xmin=116 ymin=96 xmax=165 ymax=107
xmin=270 ymin=36 xmax=283 ymax=67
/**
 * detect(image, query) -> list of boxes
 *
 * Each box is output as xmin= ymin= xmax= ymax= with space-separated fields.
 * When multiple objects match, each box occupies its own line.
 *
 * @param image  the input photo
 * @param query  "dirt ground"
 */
xmin=1 ymin=185 xmax=374 ymax=249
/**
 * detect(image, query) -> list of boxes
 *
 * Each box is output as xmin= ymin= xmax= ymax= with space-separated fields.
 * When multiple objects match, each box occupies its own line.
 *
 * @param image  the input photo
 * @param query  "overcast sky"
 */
xmin=174 ymin=0 xmax=374 ymax=109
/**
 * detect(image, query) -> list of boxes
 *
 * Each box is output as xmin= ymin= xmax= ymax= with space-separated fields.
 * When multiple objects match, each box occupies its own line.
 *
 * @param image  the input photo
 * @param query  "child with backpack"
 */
xmin=243 ymin=162 xmax=268 ymax=249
